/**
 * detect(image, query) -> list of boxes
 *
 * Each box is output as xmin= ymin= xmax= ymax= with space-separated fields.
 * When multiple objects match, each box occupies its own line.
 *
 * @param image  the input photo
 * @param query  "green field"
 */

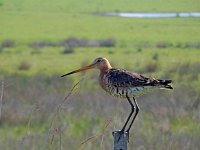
xmin=0 ymin=0 xmax=200 ymax=149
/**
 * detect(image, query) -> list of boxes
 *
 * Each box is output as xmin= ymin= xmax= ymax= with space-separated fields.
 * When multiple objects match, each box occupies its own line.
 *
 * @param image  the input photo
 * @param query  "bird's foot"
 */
xmin=116 ymin=130 xmax=129 ymax=143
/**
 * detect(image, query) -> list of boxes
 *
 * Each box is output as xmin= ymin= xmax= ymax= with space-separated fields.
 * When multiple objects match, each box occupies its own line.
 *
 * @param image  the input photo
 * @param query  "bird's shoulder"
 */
xmin=105 ymin=68 xmax=150 ymax=87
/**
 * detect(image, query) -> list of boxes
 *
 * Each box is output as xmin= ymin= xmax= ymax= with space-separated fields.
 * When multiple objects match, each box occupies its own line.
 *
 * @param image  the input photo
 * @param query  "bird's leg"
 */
xmin=118 ymin=95 xmax=135 ymax=142
xmin=121 ymin=95 xmax=135 ymax=132
xmin=126 ymin=97 xmax=140 ymax=133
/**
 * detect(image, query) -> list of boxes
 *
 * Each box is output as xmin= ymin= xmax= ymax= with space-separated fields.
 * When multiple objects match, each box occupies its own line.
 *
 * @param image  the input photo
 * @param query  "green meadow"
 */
xmin=0 ymin=0 xmax=200 ymax=149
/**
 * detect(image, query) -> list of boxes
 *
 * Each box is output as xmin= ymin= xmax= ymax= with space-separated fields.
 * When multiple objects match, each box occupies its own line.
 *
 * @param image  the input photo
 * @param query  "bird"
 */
xmin=61 ymin=57 xmax=173 ymax=139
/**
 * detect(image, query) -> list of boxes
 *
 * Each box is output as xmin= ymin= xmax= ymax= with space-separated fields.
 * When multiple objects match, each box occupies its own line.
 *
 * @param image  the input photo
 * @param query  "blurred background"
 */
xmin=0 ymin=0 xmax=200 ymax=149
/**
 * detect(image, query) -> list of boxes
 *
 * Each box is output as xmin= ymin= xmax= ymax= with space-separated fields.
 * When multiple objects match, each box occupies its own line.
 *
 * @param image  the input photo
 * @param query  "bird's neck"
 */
xmin=99 ymin=66 xmax=112 ymax=73
xmin=99 ymin=68 xmax=111 ymax=91
xmin=99 ymin=61 xmax=112 ymax=72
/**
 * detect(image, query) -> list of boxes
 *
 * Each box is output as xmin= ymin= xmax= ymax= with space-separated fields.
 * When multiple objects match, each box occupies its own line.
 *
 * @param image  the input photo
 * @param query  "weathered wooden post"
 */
xmin=112 ymin=131 xmax=128 ymax=150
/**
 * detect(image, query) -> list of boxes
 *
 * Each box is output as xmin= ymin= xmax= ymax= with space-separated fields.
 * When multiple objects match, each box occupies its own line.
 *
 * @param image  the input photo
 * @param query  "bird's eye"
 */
xmin=97 ymin=59 xmax=101 ymax=62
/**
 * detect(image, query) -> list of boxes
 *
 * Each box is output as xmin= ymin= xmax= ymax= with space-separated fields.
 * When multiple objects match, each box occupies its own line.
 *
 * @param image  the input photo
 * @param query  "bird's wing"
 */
xmin=106 ymin=69 xmax=151 ymax=88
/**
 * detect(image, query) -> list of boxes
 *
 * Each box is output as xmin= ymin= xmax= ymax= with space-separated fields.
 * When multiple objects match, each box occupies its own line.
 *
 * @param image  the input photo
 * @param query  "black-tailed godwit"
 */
xmin=61 ymin=57 xmax=173 ymax=137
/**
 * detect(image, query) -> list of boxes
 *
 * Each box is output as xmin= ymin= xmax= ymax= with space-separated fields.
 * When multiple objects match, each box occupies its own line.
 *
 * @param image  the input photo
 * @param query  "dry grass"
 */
xmin=0 ymin=80 xmax=4 ymax=121
xmin=0 ymin=75 xmax=199 ymax=149
xmin=1 ymin=40 xmax=15 ymax=48
xmin=18 ymin=61 xmax=32 ymax=71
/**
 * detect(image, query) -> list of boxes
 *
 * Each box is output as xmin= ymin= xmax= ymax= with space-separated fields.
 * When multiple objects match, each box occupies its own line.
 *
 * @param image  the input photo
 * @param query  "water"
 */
xmin=98 ymin=12 xmax=200 ymax=18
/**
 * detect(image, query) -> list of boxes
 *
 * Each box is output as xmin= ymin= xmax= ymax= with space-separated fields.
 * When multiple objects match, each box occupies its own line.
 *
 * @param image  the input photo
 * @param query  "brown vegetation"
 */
xmin=18 ymin=61 xmax=32 ymax=71
xmin=29 ymin=37 xmax=116 ymax=49
xmin=0 ymin=73 xmax=199 ymax=149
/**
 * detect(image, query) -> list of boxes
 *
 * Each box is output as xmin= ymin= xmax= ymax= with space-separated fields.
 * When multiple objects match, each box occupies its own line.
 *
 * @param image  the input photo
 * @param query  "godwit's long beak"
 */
xmin=61 ymin=64 xmax=94 ymax=77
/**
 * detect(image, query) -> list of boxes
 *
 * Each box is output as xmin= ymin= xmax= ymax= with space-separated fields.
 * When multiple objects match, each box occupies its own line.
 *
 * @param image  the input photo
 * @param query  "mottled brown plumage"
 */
xmin=61 ymin=57 xmax=173 ymax=137
xmin=99 ymin=68 xmax=172 ymax=98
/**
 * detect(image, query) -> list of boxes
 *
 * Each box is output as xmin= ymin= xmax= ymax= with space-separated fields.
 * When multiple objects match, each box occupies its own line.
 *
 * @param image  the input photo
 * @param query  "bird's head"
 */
xmin=61 ymin=57 xmax=112 ymax=77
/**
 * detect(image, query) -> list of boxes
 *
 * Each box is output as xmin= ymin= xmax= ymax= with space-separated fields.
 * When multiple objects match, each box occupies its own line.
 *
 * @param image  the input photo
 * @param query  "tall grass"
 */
xmin=0 ymin=75 xmax=199 ymax=149
xmin=0 ymin=80 xmax=4 ymax=121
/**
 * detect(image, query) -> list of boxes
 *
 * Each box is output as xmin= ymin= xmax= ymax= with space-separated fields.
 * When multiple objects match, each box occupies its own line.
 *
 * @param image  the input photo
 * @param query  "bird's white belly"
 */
xmin=128 ymin=87 xmax=149 ymax=97
xmin=108 ymin=86 xmax=154 ymax=98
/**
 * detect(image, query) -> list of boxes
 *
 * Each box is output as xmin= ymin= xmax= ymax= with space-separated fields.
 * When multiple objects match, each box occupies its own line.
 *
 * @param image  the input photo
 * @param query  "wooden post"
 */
xmin=112 ymin=131 xmax=128 ymax=150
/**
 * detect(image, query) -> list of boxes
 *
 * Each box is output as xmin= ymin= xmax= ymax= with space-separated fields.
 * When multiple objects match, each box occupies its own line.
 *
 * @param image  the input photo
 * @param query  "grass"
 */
xmin=1 ymin=0 xmax=200 ymax=42
xmin=0 ymin=74 xmax=199 ymax=149
xmin=0 ymin=0 xmax=200 ymax=149
xmin=1 ymin=47 xmax=200 ymax=90
xmin=1 ymin=0 xmax=200 ymax=77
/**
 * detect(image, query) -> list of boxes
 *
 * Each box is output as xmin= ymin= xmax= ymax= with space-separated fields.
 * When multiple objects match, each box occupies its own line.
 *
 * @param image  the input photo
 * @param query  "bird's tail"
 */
xmin=155 ymin=79 xmax=173 ymax=89
xmin=145 ymin=79 xmax=173 ymax=89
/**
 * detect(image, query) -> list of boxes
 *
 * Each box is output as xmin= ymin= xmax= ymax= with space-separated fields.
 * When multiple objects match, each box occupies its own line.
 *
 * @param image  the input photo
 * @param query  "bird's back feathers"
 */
xmin=100 ymin=68 xmax=173 ymax=98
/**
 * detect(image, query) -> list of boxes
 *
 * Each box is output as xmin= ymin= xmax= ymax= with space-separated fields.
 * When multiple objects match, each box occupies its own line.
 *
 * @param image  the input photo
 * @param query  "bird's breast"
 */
xmin=99 ymin=72 xmax=109 ymax=92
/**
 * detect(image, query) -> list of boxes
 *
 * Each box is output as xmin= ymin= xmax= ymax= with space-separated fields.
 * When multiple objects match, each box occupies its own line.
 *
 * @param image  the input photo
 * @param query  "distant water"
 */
xmin=98 ymin=12 xmax=200 ymax=18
